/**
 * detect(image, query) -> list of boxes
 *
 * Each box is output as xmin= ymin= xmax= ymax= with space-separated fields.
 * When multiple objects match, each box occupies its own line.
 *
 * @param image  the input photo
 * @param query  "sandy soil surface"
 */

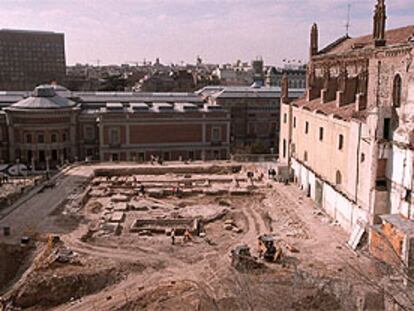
xmin=0 ymin=162 xmax=405 ymax=310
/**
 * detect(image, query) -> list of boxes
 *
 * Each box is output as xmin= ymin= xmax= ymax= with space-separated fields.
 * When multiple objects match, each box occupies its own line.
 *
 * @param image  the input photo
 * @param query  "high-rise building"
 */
xmin=0 ymin=29 xmax=66 ymax=91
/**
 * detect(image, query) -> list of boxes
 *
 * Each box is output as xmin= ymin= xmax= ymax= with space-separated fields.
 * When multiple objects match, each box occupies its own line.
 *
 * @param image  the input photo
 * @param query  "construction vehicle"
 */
xmin=230 ymin=245 xmax=263 ymax=271
xmin=257 ymin=235 xmax=278 ymax=262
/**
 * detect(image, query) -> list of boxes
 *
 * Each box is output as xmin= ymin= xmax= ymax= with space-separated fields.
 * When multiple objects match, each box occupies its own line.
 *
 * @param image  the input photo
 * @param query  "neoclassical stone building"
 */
xmin=279 ymin=0 xmax=414 ymax=271
xmin=0 ymin=85 xmax=231 ymax=168
xmin=2 ymin=86 xmax=78 ymax=170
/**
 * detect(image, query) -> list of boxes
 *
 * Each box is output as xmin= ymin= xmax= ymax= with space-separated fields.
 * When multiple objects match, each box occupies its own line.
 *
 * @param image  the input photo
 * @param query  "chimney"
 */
xmin=310 ymin=23 xmax=318 ymax=59
xmin=281 ymin=73 xmax=289 ymax=104
xmin=373 ymin=0 xmax=387 ymax=47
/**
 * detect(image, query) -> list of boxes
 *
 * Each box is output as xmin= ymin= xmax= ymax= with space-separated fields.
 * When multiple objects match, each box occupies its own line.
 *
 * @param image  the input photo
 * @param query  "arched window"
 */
xmin=51 ymin=133 xmax=57 ymax=143
xmin=393 ymin=74 xmax=402 ymax=108
xmin=304 ymin=151 xmax=308 ymax=162
xmin=336 ymin=170 xmax=342 ymax=185
xmin=338 ymin=134 xmax=344 ymax=150
xmin=37 ymin=134 xmax=44 ymax=143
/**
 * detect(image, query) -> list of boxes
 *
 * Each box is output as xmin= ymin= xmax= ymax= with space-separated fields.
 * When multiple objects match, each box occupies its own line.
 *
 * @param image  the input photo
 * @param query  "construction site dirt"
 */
xmin=0 ymin=162 xmax=402 ymax=310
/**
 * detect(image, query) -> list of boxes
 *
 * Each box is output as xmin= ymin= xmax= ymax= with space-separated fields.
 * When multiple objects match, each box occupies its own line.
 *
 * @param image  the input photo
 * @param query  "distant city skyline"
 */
xmin=0 ymin=0 xmax=412 ymax=66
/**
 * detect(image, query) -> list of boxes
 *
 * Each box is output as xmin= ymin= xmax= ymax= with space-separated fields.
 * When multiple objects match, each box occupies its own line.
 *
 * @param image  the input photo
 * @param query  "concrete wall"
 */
xmin=387 ymin=144 xmax=414 ymax=218
xmin=292 ymin=158 xmax=369 ymax=232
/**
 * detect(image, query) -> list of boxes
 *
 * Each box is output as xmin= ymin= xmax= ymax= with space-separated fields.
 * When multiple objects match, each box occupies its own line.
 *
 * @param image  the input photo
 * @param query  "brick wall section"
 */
xmin=370 ymin=224 xmax=405 ymax=266
xmin=129 ymin=124 xmax=202 ymax=144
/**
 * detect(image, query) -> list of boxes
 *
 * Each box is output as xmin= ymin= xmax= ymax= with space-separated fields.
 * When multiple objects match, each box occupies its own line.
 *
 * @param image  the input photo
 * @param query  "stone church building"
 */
xmin=279 ymin=0 xmax=414 ymax=271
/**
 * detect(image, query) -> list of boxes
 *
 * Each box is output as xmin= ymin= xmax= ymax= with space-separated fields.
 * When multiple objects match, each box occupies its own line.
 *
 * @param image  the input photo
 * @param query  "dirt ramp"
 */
xmin=0 ymin=243 xmax=34 ymax=294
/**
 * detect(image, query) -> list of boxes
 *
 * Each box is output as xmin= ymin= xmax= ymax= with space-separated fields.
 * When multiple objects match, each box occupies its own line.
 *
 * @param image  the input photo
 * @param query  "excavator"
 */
xmin=257 ymin=234 xmax=280 ymax=262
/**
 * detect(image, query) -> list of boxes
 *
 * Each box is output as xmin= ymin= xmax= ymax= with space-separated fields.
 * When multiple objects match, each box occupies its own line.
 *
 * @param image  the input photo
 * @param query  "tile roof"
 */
xmin=291 ymin=97 xmax=363 ymax=121
xmin=320 ymin=25 xmax=414 ymax=55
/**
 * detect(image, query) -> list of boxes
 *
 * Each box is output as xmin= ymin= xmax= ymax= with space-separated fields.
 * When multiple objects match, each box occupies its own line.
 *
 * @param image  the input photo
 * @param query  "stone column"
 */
xmin=46 ymin=156 xmax=50 ymax=173
xmin=98 ymin=117 xmax=104 ymax=161
xmin=6 ymin=114 xmax=15 ymax=162
xmin=201 ymin=120 xmax=206 ymax=161
xmin=69 ymin=112 xmax=77 ymax=162
xmin=31 ymin=156 xmax=35 ymax=173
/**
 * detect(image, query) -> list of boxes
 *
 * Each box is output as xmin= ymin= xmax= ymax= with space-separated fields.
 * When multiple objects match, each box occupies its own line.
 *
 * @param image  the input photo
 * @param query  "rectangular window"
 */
xmin=214 ymin=150 xmax=220 ymax=160
xmin=293 ymin=117 xmax=296 ymax=128
xmin=319 ymin=127 xmax=324 ymax=141
xmin=383 ymin=118 xmax=391 ymax=140
xmin=188 ymin=151 xmax=195 ymax=160
xmin=405 ymin=189 xmax=412 ymax=203
xmin=138 ymin=152 xmax=145 ymax=162
xmin=109 ymin=128 xmax=120 ymax=145
xmin=283 ymin=139 xmax=287 ymax=158
xmin=305 ymin=121 xmax=309 ymax=134
xmin=283 ymin=113 xmax=287 ymax=124
xmin=163 ymin=152 xmax=170 ymax=161
xmin=338 ymin=134 xmax=344 ymax=150
xmin=84 ymin=126 xmax=95 ymax=140
xmin=37 ymin=134 xmax=44 ymax=144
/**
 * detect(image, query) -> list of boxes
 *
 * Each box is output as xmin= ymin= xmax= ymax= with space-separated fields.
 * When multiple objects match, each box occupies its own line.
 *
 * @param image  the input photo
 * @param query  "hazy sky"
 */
xmin=0 ymin=0 xmax=413 ymax=66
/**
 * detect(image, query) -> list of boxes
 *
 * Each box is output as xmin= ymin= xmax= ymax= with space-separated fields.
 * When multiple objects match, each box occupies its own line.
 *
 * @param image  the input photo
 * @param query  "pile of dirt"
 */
xmin=115 ymin=273 xmax=353 ymax=311
xmin=113 ymin=280 xmax=218 ymax=311
xmin=291 ymin=289 xmax=341 ymax=310
xmin=9 ymin=260 xmax=129 ymax=309
xmin=0 ymin=243 xmax=35 ymax=294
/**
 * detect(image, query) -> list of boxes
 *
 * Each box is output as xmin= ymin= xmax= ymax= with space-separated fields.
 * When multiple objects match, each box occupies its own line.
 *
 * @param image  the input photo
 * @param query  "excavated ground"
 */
xmin=0 ymin=163 xmax=398 ymax=310
xmin=0 ymin=243 xmax=35 ymax=294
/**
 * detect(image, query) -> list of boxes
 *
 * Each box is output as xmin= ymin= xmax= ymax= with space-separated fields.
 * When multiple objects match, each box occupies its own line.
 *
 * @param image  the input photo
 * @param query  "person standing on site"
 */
xmin=171 ymin=228 xmax=176 ymax=245
xmin=183 ymin=229 xmax=192 ymax=243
